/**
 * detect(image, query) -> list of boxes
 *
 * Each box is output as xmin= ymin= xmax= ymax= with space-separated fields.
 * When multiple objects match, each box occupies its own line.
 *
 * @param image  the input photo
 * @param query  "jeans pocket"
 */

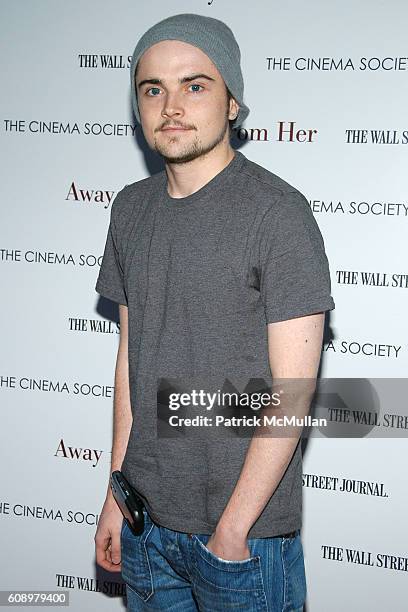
xmin=281 ymin=532 xmax=307 ymax=612
xmin=120 ymin=511 xmax=155 ymax=603
xmin=192 ymin=535 xmax=268 ymax=611
xmin=193 ymin=534 xmax=258 ymax=565
xmin=192 ymin=534 xmax=264 ymax=587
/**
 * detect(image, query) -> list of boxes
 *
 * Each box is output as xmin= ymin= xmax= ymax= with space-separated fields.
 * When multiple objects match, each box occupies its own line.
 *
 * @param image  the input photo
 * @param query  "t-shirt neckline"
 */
xmin=161 ymin=149 xmax=245 ymax=209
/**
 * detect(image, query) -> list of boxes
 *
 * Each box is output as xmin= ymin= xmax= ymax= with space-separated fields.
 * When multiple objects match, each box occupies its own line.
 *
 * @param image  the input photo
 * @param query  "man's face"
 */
xmin=134 ymin=40 xmax=239 ymax=164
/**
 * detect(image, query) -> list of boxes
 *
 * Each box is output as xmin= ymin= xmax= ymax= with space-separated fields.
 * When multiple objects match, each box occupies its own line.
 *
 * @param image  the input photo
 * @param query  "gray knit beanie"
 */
xmin=129 ymin=13 xmax=249 ymax=128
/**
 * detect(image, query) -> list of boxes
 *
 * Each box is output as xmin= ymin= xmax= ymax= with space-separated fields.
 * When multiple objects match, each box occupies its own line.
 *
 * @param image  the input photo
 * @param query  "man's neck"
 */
xmin=164 ymin=146 xmax=235 ymax=199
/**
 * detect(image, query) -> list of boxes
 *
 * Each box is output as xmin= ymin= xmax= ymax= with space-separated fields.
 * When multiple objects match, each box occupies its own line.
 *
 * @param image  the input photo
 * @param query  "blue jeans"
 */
xmin=120 ymin=508 xmax=306 ymax=611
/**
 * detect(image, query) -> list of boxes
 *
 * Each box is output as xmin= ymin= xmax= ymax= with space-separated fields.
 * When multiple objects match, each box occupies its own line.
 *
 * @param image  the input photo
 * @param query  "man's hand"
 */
xmin=94 ymin=495 xmax=123 ymax=572
xmin=204 ymin=527 xmax=251 ymax=561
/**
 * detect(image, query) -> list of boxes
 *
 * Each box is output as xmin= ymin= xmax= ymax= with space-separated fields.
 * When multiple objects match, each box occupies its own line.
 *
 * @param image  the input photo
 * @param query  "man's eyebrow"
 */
xmin=137 ymin=73 xmax=216 ymax=89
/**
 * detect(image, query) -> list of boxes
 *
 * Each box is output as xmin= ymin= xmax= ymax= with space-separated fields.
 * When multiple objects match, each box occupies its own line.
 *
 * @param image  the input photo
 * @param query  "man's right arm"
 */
xmin=106 ymin=303 xmax=133 ymax=502
xmin=95 ymin=303 xmax=132 ymax=572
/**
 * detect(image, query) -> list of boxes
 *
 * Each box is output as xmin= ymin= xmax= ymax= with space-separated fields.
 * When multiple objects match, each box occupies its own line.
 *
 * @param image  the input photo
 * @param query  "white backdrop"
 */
xmin=1 ymin=1 xmax=407 ymax=610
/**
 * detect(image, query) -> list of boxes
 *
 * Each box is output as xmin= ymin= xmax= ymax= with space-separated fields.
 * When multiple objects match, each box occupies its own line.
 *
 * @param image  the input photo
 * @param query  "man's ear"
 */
xmin=229 ymin=96 xmax=240 ymax=121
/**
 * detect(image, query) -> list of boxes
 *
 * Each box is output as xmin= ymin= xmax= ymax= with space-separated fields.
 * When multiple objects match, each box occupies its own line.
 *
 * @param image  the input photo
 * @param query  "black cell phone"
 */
xmin=110 ymin=470 xmax=145 ymax=536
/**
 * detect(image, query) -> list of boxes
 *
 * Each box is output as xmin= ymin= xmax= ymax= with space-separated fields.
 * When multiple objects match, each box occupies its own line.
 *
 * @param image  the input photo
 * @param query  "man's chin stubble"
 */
xmin=156 ymin=142 xmax=204 ymax=165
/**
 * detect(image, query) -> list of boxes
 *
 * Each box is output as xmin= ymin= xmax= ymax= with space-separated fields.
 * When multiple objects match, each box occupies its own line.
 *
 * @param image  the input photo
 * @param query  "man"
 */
xmin=94 ymin=13 xmax=335 ymax=612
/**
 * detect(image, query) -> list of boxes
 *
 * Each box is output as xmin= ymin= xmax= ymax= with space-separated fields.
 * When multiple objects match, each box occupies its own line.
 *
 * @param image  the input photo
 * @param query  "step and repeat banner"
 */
xmin=1 ymin=1 xmax=407 ymax=610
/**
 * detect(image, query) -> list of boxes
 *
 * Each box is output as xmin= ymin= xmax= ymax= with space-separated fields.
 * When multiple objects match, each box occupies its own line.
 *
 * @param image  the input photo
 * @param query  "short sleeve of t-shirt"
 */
xmin=258 ymin=189 xmax=335 ymax=323
xmin=95 ymin=189 xmax=128 ymax=306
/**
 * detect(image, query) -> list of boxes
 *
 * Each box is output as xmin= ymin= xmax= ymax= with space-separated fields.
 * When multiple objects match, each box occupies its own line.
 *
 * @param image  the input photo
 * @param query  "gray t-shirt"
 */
xmin=95 ymin=149 xmax=335 ymax=537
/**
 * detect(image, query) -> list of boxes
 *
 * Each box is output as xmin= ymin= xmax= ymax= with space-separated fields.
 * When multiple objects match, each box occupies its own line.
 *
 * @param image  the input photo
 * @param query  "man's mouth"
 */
xmin=161 ymin=127 xmax=191 ymax=132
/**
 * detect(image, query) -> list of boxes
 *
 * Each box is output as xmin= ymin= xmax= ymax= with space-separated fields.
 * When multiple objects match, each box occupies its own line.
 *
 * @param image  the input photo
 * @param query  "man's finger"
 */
xmin=110 ymin=537 xmax=122 ymax=565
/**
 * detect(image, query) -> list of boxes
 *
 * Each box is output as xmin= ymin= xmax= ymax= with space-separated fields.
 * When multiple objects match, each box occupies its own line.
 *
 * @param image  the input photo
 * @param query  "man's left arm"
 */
xmin=206 ymin=311 xmax=325 ymax=560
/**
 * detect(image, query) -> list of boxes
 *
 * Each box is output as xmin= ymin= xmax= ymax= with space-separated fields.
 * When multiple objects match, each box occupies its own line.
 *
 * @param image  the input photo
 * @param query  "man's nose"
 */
xmin=161 ymin=91 xmax=184 ymax=118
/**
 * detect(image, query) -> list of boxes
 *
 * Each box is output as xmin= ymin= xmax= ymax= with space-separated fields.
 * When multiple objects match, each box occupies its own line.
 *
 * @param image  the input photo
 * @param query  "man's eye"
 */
xmin=145 ymin=84 xmax=203 ymax=96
